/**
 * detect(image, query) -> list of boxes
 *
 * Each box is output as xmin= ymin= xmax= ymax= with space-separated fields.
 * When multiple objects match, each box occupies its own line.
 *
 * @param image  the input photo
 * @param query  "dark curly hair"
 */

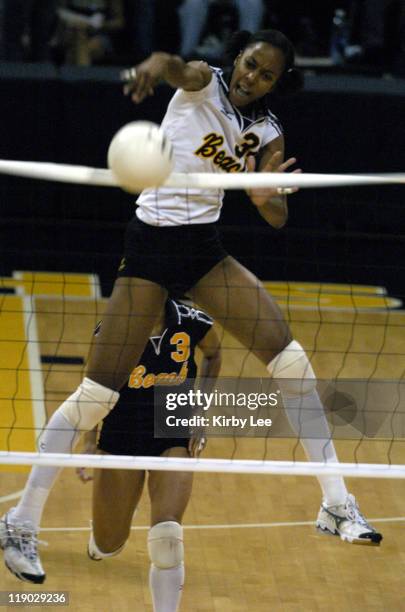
xmin=224 ymin=29 xmax=303 ymax=96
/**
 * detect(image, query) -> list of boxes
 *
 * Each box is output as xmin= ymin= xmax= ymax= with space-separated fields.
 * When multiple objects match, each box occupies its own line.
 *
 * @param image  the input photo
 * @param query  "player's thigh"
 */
xmin=93 ymin=453 xmax=146 ymax=547
xmin=86 ymin=276 xmax=167 ymax=389
xmin=148 ymin=447 xmax=193 ymax=526
xmin=192 ymin=256 xmax=292 ymax=364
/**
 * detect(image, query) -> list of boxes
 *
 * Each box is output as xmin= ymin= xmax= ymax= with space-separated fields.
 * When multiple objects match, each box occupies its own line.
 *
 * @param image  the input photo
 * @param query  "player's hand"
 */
xmin=121 ymin=56 xmax=164 ymax=104
xmin=188 ymin=434 xmax=206 ymax=458
xmin=76 ymin=466 xmax=93 ymax=483
xmin=246 ymin=152 xmax=301 ymax=208
xmin=76 ymin=434 xmax=97 ymax=483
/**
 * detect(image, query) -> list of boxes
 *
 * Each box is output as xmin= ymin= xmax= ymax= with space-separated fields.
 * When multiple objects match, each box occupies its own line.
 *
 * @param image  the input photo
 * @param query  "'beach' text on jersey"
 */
xmin=195 ymin=131 xmax=260 ymax=172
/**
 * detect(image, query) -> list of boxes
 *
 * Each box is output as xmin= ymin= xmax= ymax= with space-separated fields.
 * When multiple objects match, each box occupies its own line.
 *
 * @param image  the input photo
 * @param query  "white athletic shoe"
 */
xmin=87 ymin=531 xmax=125 ymax=561
xmin=0 ymin=509 xmax=46 ymax=583
xmin=316 ymin=494 xmax=382 ymax=545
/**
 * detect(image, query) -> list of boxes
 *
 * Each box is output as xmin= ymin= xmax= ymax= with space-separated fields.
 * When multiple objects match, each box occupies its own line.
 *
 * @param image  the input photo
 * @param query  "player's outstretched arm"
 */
xmin=123 ymin=53 xmax=212 ymax=104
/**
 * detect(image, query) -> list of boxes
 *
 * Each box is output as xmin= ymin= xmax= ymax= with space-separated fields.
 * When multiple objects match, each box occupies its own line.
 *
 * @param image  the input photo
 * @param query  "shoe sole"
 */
xmin=5 ymin=560 xmax=45 ymax=584
xmin=316 ymin=523 xmax=382 ymax=546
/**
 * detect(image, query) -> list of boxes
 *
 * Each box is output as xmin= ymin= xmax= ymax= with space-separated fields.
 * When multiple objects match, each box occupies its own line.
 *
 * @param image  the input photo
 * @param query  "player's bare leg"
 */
xmin=192 ymin=256 xmax=381 ymax=544
xmin=87 ymin=277 xmax=167 ymax=390
xmin=193 ymin=256 xmax=291 ymax=364
xmin=90 ymin=454 xmax=146 ymax=558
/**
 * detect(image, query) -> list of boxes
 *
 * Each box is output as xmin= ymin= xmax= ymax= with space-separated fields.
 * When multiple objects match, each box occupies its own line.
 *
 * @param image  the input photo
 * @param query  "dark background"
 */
xmin=0 ymin=63 xmax=404 ymax=300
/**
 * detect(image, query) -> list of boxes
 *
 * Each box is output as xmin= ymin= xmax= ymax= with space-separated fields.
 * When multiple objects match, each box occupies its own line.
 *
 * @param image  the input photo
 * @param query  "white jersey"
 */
xmin=136 ymin=66 xmax=282 ymax=226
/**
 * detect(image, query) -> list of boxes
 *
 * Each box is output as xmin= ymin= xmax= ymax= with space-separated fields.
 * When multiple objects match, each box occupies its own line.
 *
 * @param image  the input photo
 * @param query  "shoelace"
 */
xmin=345 ymin=495 xmax=369 ymax=527
xmin=20 ymin=527 xmax=44 ymax=561
xmin=7 ymin=523 xmax=48 ymax=560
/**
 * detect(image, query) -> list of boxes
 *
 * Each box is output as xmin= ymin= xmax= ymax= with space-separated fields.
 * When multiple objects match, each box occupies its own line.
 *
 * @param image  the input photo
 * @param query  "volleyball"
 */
xmin=107 ymin=121 xmax=174 ymax=192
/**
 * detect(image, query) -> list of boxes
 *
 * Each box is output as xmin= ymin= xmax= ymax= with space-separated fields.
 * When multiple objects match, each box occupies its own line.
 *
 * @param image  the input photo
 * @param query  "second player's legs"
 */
xmin=148 ymin=447 xmax=192 ymax=612
xmin=92 ymin=455 xmax=146 ymax=554
xmin=91 ymin=447 xmax=192 ymax=554
xmin=148 ymin=447 xmax=193 ymax=526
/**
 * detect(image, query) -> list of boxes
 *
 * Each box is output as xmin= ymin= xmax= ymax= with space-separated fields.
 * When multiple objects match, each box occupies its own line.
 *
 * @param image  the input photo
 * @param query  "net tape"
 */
xmin=1 ymin=452 xmax=405 ymax=478
xmin=0 ymin=159 xmax=404 ymax=190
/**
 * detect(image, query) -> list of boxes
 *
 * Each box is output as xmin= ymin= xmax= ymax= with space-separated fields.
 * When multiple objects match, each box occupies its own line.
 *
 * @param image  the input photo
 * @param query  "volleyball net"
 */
xmin=0 ymin=159 xmax=404 ymax=479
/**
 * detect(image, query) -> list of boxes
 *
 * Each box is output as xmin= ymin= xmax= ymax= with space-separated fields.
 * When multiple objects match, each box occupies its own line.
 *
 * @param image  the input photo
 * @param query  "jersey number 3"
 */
xmin=170 ymin=332 xmax=191 ymax=363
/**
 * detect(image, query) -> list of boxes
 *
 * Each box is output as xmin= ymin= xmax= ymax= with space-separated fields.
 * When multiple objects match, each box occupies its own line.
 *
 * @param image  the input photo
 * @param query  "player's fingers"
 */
xmin=197 ymin=437 xmax=206 ymax=455
xmin=193 ymin=436 xmax=205 ymax=456
xmin=76 ymin=467 xmax=89 ymax=482
xmin=246 ymin=155 xmax=256 ymax=173
xmin=123 ymin=83 xmax=131 ymax=96
xmin=131 ymin=71 xmax=150 ymax=103
xmin=276 ymin=169 xmax=302 ymax=195
xmin=262 ymin=150 xmax=283 ymax=172
xmin=121 ymin=67 xmax=138 ymax=96
xmin=278 ymin=157 xmax=297 ymax=172
xmin=288 ymin=168 xmax=302 ymax=191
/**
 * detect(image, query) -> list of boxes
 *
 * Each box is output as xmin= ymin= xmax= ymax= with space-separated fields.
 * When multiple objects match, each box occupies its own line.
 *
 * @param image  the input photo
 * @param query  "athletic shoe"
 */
xmin=87 ymin=531 xmax=124 ymax=561
xmin=316 ymin=494 xmax=382 ymax=545
xmin=0 ymin=509 xmax=46 ymax=583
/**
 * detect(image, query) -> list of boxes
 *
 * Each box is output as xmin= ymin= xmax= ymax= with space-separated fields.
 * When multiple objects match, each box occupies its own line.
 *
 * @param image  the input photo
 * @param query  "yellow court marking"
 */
xmin=0 ymin=295 xmax=45 ymax=472
xmin=0 ymin=274 xmax=400 ymax=310
xmin=0 ymin=271 xmax=100 ymax=299
xmin=263 ymin=281 xmax=402 ymax=311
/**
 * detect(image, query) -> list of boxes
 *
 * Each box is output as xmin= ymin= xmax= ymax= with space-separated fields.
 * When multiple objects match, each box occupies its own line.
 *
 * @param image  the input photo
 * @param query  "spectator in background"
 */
xmin=2 ymin=0 xmax=58 ymax=61
xmin=346 ymin=0 xmax=405 ymax=74
xmin=267 ymin=1 xmax=339 ymax=58
xmin=55 ymin=0 xmax=124 ymax=65
xmin=126 ymin=0 xmax=181 ymax=61
xmin=178 ymin=0 xmax=264 ymax=59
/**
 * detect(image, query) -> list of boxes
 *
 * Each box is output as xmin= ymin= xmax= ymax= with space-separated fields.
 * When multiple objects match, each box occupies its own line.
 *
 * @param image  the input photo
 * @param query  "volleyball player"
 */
xmin=1 ymin=296 xmax=219 ymax=593
xmin=1 ymin=27 xmax=382 ymax=586
xmin=79 ymin=296 xmax=220 ymax=612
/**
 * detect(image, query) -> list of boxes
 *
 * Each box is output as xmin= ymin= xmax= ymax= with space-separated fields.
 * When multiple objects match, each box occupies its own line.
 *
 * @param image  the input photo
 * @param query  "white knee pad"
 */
xmin=59 ymin=377 xmax=119 ymax=431
xmin=148 ymin=521 xmax=184 ymax=569
xmin=267 ymin=340 xmax=316 ymax=396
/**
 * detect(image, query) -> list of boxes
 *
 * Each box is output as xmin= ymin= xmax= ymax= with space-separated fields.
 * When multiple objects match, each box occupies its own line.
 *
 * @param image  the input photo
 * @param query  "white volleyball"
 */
xmin=107 ymin=121 xmax=174 ymax=192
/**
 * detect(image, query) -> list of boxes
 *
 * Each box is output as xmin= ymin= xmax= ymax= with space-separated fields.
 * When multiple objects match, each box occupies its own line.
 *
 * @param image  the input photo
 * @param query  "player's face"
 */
xmin=229 ymin=42 xmax=286 ymax=107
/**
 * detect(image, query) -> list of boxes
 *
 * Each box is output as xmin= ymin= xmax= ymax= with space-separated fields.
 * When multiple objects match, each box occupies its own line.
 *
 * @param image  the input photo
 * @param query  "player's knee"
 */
xmin=59 ymin=377 xmax=119 ymax=431
xmin=267 ymin=340 xmax=316 ymax=395
xmin=148 ymin=521 xmax=184 ymax=569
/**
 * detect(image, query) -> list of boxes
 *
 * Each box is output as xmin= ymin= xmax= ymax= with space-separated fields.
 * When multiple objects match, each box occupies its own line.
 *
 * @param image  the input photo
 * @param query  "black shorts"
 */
xmin=117 ymin=215 xmax=228 ymax=294
xmin=98 ymin=401 xmax=189 ymax=457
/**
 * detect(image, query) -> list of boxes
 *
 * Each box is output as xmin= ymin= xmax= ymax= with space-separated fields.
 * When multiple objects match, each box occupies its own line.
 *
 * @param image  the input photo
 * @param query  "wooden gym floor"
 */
xmin=1 ymin=273 xmax=405 ymax=611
